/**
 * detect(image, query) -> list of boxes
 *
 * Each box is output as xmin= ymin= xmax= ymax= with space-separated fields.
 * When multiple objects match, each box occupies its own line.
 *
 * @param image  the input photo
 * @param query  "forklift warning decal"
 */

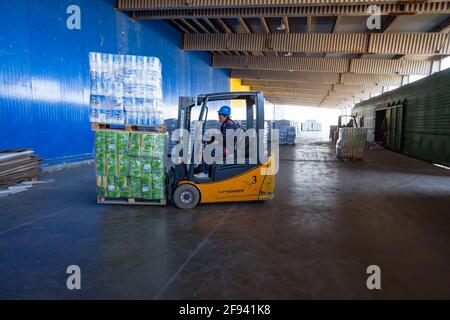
xmin=218 ymin=189 xmax=245 ymax=195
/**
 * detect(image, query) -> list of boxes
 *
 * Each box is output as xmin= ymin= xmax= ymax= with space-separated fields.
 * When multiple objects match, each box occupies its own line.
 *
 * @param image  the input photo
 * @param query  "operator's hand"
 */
xmin=204 ymin=129 xmax=220 ymax=145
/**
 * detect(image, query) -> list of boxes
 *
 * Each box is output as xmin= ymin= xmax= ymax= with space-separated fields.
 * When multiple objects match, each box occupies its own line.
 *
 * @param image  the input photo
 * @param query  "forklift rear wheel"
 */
xmin=174 ymin=184 xmax=200 ymax=210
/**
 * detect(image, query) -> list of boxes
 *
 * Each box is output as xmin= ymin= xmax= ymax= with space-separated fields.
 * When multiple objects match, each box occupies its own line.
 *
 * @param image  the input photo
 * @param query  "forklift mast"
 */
xmin=177 ymin=96 xmax=196 ymax=134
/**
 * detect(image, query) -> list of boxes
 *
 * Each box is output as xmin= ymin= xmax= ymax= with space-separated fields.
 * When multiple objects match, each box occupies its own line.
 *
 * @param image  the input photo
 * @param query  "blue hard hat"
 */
xmin=218 ymin=105 xmax=231 ymax=116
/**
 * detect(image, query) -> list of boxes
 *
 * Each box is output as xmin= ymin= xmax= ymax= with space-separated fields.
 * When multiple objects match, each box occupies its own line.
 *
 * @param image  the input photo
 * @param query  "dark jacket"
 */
xmin=220 ymin=118 xmax=239 ymax=156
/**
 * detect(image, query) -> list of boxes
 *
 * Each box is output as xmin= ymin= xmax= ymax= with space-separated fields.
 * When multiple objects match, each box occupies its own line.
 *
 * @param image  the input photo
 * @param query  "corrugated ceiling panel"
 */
xmin=186 ymin=33 xmax=450 ymax=54
xmin=350 ymin=59 xmax=433 ymax=75
xmin=213 ymin=55 xmax=348 ymax=73
xmin=133 ymin=2 xmax=450 ymax=18
xmin=341 ymin=73 xmax=403 ymax=86
xmin=369 ymin=33 xmax=450 ymax=55
xmin=243 ymin=80 xmax=334 ymax=90
xmin=118 ymin=0 xmax=412 ymax=10
xmin=184 ymin=33 xmax=367 ymax=53
xmin=233 ymin=69 xmax=341 ymax=83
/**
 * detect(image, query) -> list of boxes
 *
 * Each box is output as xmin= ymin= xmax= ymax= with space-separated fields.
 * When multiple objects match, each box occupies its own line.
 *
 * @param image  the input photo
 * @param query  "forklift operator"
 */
xmin=195 ymin=106 xmax=239 ymax=179
xmin=218 ymin=105 xmax=239 ymax=156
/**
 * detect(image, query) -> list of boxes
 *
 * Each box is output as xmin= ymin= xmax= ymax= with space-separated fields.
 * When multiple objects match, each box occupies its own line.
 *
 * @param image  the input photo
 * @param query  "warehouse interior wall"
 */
xmin=353 ymin=68 xmax=450 ymax=167
xmin=0 ymin=0 xmax=230 ymax=164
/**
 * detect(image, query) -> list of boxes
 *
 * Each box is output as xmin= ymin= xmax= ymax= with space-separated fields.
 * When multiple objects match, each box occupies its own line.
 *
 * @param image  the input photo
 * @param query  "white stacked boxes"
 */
xmin=274 ymin=120 xmax=297 ymax=145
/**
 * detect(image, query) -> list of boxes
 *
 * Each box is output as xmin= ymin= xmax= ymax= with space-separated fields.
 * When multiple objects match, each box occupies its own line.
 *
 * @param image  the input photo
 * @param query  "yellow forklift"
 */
xmin=167 ymin=92 xmax=276 ymax=210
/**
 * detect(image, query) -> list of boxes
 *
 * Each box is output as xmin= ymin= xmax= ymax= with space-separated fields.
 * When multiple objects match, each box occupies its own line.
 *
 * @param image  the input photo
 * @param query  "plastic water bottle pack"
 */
xmin=89 ymin=52 xmax=163 ymax=126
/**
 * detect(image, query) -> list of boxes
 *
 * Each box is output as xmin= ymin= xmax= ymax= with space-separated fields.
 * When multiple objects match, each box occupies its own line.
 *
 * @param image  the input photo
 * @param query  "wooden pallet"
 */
xmin=92 ymin=123 xmax=167 ymax=133
xmin=97 ymin=196 xmax=167 ymax=206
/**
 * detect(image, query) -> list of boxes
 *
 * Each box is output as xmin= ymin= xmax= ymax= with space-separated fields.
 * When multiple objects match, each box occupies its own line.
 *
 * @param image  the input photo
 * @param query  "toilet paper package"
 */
xmin=89 ymin=52 xmax=164 ymax=126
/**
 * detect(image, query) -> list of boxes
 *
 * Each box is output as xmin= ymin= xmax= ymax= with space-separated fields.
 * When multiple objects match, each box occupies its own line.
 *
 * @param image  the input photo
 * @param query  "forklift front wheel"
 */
xmin=174 ymin=184 xmax=200 ymax=210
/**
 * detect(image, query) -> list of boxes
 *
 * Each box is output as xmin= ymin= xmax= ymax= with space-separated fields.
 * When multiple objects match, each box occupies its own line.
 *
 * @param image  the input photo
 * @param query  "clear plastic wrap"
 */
xmin=89 ymin=52 xmax=163 ymax=126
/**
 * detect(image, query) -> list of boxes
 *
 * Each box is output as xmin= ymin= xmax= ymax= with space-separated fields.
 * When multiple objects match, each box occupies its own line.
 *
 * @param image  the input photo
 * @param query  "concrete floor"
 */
xmin=1 ymin=134 xmax=450 ymax=300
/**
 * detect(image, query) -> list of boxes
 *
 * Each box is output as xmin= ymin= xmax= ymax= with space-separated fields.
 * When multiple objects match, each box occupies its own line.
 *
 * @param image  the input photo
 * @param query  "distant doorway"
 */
xmin=375 ymin=109 xmax=387 ymax=144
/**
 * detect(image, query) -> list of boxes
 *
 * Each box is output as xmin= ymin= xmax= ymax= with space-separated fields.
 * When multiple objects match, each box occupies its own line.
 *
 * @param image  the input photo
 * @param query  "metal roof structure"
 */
xmin=117 ymin=0 xmax=450 ymax=108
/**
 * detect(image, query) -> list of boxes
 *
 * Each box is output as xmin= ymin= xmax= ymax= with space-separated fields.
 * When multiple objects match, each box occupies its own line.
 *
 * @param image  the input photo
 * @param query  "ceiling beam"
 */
xmin=178 ymin=19 xmax=200 ymax=33
xmin=129 ymin=2 xmax=450 ymax=19
xmin=203 ymin=18 xmax=220 ymax=33
xmin=215 ymin=18 xmax=242 ymax=55
xmin=190 ymin=18 xmax=210 ymax=33
xmin=283 ymin=17 xmax=291 ymax=34
xmin=217 ymin=18 xmax=232 ymax=33
xmin=213 ymin=55 xmax=434 ymax=75
xmin=250 ymin=86 xmax=330 ymax=95
xmin=331 ymin=16 xmax=341 ymax=33
xmin=233 ymin=69 xmax=404 ymax=86
xmin=243 ymin=79 xmax=335 ymax=90
xmin=252 ymin=86 xmax=381 ymax=99
xmin=263 ymin=92 xmax=327 ymax=100
xmin=118 ymin=0 xmax=445 ymax=11
xmin=431 ymin=16 xmax=450 ymax=33
xmin=170 ymin=19 xmax=189 ymax=33
xmin=184 ymin=33 xmax=450 ymax=55
xmin=238 ymin=17 xmax=252 ymax=33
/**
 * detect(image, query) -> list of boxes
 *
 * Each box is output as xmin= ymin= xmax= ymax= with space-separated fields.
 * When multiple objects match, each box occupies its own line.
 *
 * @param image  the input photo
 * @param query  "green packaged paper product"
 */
xmin=95 ymin=153 xmax=106 ymax=176
xmin=96 ymin=144 xmax=107 ymax=155
xmin=117 ymin=132 xmax=130 ymax=155
xmin=141 ymin=177 xmax=153 ymax=200
xmin=130 ymin=132 xmax=142 ymax=145
xmin=142 ymin=159 xmax=152 ymax=175
xmin=95 ymin=131 xmax=107 ymax=145
xmin=129 ymin=144 xmax=141 ymax=157
xmin=152 ymin=134 xmax=165 ymax=158
xmin=129 ymin=132 xmax=141 ymax=157
xmin=96 ymin=132 xmax=107 ymax=154
xmin=96 ymin=175 xmax=107 ymax=197
xmin=151 ymin=158 xmax=164 ymax=178
xmin=153 ymin=189 xmax=165 ymax=200
xmin=152 ymin=177 xmax=166 ymax=200
xmin=106 ymin=132 xmax=118 ymax=154
xmin=129 ymin=157 xmax=142 ymax=178
xmin=116 ymin=176 xmax=130 ymax=198
xmin=141 ymin=134 xmax=154 ymax=158
xmin=142 ymin=133 xmax=154 ymax=145
xmin=142 ymin=144 xmax=153 ymax=158
xmin=107 ymin=176 xmax=121 ymax=198
xmin=118 ymin=155 xmax=130 ymax=176
xmin=107 ymin=154 xmax=118 ymax=176
xmin=129 ymin=177 xmax=142 ymax=198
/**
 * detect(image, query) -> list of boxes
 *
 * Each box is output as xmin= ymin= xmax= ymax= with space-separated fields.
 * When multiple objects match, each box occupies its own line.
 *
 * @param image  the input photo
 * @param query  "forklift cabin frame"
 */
xmin=168 ymin=92 xmax=267 ymax=201
xmin=338 ymin=115 xmax=360 ymax=128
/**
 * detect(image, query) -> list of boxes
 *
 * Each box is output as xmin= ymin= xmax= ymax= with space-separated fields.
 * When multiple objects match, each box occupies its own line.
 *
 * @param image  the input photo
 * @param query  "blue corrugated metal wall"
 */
xmin=0 ymin=0 xmax=230 ymax=164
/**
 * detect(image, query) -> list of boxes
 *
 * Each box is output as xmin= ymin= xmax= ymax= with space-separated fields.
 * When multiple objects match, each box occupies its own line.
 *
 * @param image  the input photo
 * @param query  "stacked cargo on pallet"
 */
xmin=89 ymin=53 xmax=163 ymax=127
xmin=273 ymin=120 xmax=297 ymax=145
xmin=90 ymin=53 xmax=168 ymax=205
xmin=95 ymin=130 xmax=167 ymax=204
xmin=336 ymin=128 xmax=368 ymax=160
xmin=301 ymin=121 xmax=322 ymax=132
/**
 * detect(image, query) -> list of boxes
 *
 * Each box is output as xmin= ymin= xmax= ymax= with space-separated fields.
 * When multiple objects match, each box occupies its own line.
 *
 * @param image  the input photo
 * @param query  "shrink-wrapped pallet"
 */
xmin=336 ymin=128 xmax=367 ymax=160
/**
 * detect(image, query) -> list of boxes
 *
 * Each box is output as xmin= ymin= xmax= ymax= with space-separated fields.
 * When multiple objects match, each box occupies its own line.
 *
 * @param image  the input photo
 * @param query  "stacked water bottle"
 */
xmin=89 ymin=53 xmax=163 ymax=126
